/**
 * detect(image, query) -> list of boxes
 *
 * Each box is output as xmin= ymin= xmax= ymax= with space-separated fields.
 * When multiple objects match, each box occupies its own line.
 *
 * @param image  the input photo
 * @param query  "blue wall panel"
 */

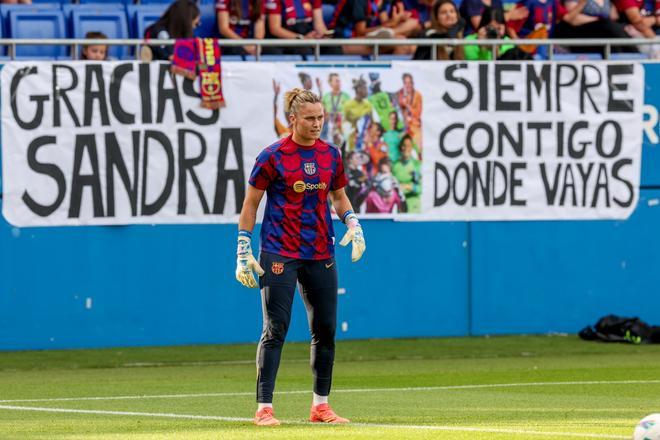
xmin=642 ymin=63 xmax=660 ymax=187
xmin=0 ymin=212 xmax=469 ymax=350
xmin=470 ymin=189 xmax=660 ymax=336
xmin=336 ymin=221 xmax=469 ymax=340
xmin=1 ymin=61 xmax=659 ymax=350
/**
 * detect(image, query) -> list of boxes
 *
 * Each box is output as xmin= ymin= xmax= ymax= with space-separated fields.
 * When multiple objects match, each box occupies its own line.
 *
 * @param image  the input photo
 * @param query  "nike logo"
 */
xmin=325 ymin=262 xmax=334 ymax=269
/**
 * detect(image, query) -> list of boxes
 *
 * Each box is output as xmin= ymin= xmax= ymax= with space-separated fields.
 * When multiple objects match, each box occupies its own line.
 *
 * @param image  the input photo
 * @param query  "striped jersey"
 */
xmin=249 ymin=135 xmax=348 ymax=260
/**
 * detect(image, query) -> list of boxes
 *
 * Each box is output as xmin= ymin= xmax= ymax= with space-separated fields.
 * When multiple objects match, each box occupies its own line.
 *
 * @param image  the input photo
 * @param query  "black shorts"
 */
xmin=259 ymin=251 xmax=337 ymax=291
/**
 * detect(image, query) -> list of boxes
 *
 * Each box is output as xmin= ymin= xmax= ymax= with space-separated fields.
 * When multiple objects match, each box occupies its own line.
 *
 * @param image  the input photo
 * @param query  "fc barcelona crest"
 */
xmin=304 ymin=162 xmax=317 ymax=175
xmin=271 ymin=262 xmax=284 ymax=275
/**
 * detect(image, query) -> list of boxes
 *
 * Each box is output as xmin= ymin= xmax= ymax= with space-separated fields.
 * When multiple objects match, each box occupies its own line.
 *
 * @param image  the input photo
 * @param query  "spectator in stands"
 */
xmin=392 ymin=134 xmax=421 ymax=213
xmin=553 ymin=0 xmax=638 ymax=55
xmin=463 ymin=6 xmax=517 ymax=59
xmin=82 ymin=31 xmax=108 ymax=61
xmin=459 ymin=0 xmax=529 ymax=34
xmin=505 ymin=0 xmax=559 ymax=57
xmin=216 ymin=0 xmax=266 ymax=56
xmin=1 ymin=0 xmax=31 ymax=4
xmin=413 ymin=0 xmax=466 ymax=59
xmin=265 ymin=0 xmax=332 ymax=55
xmin=402 ymin=0 xmax=434 ymax=29
xmin=143 ymin=0 xmax=201 ymax=61
xmin=330 ymin=0 xmax=416 ymax=55
xmin=613 ymin=0 xmax=659 ymax=53
xmin=377 ymin=1 xmax=422 ymax=37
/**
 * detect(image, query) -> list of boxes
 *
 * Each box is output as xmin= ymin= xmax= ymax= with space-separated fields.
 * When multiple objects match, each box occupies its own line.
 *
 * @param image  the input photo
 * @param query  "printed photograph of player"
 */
xmin=272 ymin=68 xmax=423 ymax=215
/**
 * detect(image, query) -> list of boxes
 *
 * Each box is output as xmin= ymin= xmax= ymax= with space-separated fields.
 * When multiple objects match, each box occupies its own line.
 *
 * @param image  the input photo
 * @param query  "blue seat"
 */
xmin=71 ymin=9 xmax=130 ymax=59
xmin=8 ymin=9 xmax=67 ymax=58
xmin=63 ymin=4 xmax=127 ymax=17
xmin=317 ymin=54 xmax=370 ymax=62
xmin=194 ymin=3 xmax=218 ymax=38
xmin=0 ymin=4 xmax=59 ymax=31
xmin=377 ymin=54 xmax=412 ymax=61
xmin=135 ymin=9 xmax=163 ymax=38
xmin=221 ymin=54 xmax=244 ymax=61
xmin=257 ymin=54 xmax=304 ymax=61
xmin=128 ymin=4 xmax=167 ymax=38
xmin=0 ymin=15 xmax=5 ymax=56
xmin=14 ymin=55 xmax=72 ymax=60
xmin=552 ymin=53 xmax=603 ymax=60
xmin=610 ymin=52 xmax=650 ymax=60
xmin=79 ymin=0 xmax=133 ymax=5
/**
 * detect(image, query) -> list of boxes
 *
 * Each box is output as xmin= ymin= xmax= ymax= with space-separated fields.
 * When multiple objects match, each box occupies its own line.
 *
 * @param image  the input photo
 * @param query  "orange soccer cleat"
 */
xmin=309 ymin=403 xmax=350 ymax=424
xmin=254 ymin=407 xmax=281 ymax=426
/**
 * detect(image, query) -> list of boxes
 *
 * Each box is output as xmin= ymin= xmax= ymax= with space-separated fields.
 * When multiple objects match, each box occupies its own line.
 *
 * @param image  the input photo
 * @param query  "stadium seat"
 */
xmin=221 ymin=54 xmax=245 ymax=61
xmin=0 ymin=4 xmax=59 ymax=32
xmin=195 ymin=3 xmax=218 ymax=38
xmin=377 ymin=54 xmax=413 ymax=61
xmin=62 ymin=4 xmax=127 ymax=17
xmin=610 ymin=52 xmax=650 ymax=60
xmin=317 ymin=54 xmax=370 ymax=62
xmin=71 ymin=9 xmax=130 ymax=59
xmin=8 ymin=9 xmax=67 ymax=58
xmin=0 ymin=15 xmax=5 ymax=56
xmin=139 ymin=0 xmax=215 ymax=4
xmin=128 ymin=4 xmax=167 ymax=38
xmin=257 ymin=54 xmax=304 ymax=61
xmin=14 ymin=55 xmax=72 ymax=60
xmin=79 ymin=0 xmax=133 ymax=5
xmin=552 ymin=53 xmax=603 ymax=60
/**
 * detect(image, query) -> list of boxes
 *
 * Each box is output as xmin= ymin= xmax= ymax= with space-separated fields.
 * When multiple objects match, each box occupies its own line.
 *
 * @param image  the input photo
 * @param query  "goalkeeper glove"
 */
xmin=339 ymin=211 xmax=366 ymax=262
xmin=235 ymin=231 xmax=264 ymax=288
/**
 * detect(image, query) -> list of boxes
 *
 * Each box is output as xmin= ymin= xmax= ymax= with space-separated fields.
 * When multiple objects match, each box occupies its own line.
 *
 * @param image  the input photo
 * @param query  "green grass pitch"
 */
xmin=0 ymin=335 xmax=659 ymax=439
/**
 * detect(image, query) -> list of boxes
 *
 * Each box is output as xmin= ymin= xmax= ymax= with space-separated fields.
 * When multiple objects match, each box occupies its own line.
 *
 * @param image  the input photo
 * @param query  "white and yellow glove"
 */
xmin=339 ymin=211 xmax=366 ymax=262
xmin=235 ymin=231 xmax=264 ymax=288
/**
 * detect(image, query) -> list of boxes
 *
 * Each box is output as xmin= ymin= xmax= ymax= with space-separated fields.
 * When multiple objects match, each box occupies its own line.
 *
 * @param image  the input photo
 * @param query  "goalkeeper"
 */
xmin=235 ymin=87 xmax=366 ymax=427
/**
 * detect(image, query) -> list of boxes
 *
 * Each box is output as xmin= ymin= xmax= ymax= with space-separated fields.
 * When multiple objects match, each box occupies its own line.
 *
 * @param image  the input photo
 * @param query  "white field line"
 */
xmin=0 ymin=404 xmax=628 ymax=439
xmin=0 ymin=379 xmax=658 ymax=404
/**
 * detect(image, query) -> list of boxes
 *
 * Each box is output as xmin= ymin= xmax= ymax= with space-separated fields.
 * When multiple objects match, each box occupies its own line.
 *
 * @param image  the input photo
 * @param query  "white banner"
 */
xmin=1 ymin=61 xmax=644 ymax=226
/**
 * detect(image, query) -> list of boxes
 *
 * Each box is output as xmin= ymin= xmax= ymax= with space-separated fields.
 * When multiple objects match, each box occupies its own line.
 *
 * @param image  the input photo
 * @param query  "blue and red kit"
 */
xmin=216 ymin=0 xmax=265 ymax=38
xmin=265 ymin=0 xmax=321 ymax=25
xmin=249 ymin=135 xmax=348 ymax=260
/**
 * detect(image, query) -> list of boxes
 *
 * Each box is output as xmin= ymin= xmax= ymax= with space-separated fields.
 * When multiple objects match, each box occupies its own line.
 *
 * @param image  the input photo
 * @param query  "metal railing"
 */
xmin=1 ymin=37 xmax=659 ymax=61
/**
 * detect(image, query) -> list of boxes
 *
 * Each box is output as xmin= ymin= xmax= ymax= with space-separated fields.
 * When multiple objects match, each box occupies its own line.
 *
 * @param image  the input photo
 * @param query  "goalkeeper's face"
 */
xmin=291 ymin=102 xmax=324 ymax=143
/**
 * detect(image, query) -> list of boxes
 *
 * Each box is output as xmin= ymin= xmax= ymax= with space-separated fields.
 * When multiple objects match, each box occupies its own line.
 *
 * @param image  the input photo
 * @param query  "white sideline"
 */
xmin=0 ymin=379 xmax=658 ymax=404
xmin=0 ymin=404 xmax=628 ymax=439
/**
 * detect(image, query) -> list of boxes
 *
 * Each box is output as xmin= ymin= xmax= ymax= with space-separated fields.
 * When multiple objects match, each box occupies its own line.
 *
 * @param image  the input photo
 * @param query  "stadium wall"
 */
xmin=0 ymin=62 xmax=659 ymax=351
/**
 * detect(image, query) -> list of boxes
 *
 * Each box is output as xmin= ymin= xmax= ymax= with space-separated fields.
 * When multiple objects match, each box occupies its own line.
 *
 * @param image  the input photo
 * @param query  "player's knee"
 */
xmin=312 ymin=322 xmax=336 ymax=345
xmin=264 ymin=319 xmax=289 ymax=343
